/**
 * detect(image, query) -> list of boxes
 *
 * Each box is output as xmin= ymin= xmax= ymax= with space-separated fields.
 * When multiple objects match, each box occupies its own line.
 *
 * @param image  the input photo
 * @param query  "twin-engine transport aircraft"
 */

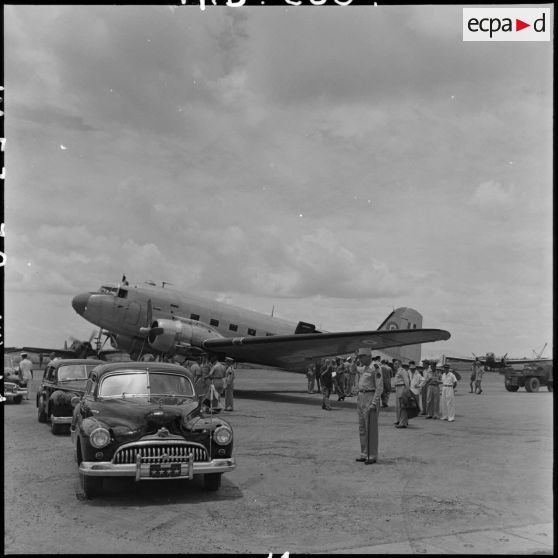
xmin=71 ymin=281 xmax=451 ymax=372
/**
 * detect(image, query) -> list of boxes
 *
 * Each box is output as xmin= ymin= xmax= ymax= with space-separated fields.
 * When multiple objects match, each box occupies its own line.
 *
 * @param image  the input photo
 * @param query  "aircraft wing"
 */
xmin=6 ymin=346 xmax=81 ymax=358
xmin=444 ymin=356 xmax=476 ymax=364
xmin=203 ymin=328 xmax=450 ymax=372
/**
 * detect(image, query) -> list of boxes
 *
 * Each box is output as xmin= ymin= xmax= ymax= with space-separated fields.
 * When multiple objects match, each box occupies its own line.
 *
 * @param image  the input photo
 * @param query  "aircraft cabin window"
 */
xmin=229 ymin=324 xmax=238 ymax=332
xmin=413 ymin=324 xmax=417 ymax=329
xmin=265 ymin=333 xmax=275 ymax=336
xmin=407 ymin=323 xmax=411 ymax=329
xmin=247 ymin=328 xmax=256 ymax=336
xmin=190 ymin=313 xmax=200 ymax=321
xmin=210 ymin=319 xmax=219 ymax=327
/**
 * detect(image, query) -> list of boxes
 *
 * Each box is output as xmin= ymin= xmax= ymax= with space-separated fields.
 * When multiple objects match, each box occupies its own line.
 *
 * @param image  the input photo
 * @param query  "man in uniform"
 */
xmin=474 ymin=360 xmax=484 ymax=394
xmin=470 ymin=359 xmax=480 ymax=393
xmin=306 ymin=362 xmax=316 ymax=393
xmin=419 ymin=363 xmax=428 ymax=414
xmin=424 ymin=362 xmax=441 ymax=419
xmin=355 ymin=348 xmax=383 ymax=464
xmin=224 ymin=357 xmax=235 ymax=411
xmin=208 ymin=355 xmax=226 ymax=409
xmin=440 ymin=363 xmax=458 ymax=421
xmin=380 ymin=360 xmax=392 ymax=408
xmin=394 ymin=360 xmax=411 ymax=428
xmin=320 ymin=359 xmax=333 ymax=410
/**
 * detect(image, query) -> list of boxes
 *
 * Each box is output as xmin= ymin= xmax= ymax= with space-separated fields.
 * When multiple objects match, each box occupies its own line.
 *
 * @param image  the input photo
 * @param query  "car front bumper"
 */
xmin=79 ymin=456 xmax=236 ymax=481
xmin=51 ymin=414 xmax=73 ymax=424
xmin=4 ymin=388 xmax=28 ymax=399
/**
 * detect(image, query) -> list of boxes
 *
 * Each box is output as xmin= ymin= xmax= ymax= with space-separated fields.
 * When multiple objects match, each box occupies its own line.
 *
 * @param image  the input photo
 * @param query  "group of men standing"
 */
xmin=183 ymin=355 xmax=236 ymax=412
xmin=306 ymin=349 xmax=461 ymax=465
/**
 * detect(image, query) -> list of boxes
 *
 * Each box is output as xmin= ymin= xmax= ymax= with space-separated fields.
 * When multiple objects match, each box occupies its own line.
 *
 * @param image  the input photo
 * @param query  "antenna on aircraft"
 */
xmin=271 ymin=305 xmax=275 ymax=317
xmin=162 ymin=281 xmax=173 ymax=288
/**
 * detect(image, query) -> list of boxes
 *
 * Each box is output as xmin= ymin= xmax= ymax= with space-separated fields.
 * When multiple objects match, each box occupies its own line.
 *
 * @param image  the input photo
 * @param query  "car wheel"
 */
xmin=13 ymin=396 xmax=23 ymax=404
xmin=525 ymin=377 xmax=540 ymax=392
xmin=80 ymin=471 xmax=103 ymax=499
xmin=504 ymin=382 xmax=519 ymax=392
xmin=51 ymin=421 xmax=65 ymax=435
xmin=37 ymin=397 xmax=48 ymax=422
xmin=204 ymin=473 xmax=222 ymax=491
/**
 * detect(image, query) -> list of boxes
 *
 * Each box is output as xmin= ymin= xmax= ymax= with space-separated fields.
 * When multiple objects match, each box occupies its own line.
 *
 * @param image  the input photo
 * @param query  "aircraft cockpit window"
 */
xmin=100 ymin=285 xmax=118 ymax=295
xmin=117 ymin=288 xmax=128 ymax=299
xmin=247 ymin=328 xmax=256 ymax=336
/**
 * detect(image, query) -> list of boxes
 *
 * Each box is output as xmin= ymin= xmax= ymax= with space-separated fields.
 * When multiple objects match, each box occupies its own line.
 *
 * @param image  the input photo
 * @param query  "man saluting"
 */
xmin=355 ymin=348 xmax=383 ymax=465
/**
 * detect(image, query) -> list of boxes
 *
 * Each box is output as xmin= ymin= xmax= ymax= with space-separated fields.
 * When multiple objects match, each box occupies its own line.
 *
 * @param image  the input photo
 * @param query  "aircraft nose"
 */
xmin=72 ymin=292 xmax=90 ymax=315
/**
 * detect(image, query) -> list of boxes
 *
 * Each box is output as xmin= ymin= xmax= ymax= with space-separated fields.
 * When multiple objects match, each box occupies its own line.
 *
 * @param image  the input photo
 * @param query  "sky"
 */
xmin=3 ymin=4 xmax=553 ymax=361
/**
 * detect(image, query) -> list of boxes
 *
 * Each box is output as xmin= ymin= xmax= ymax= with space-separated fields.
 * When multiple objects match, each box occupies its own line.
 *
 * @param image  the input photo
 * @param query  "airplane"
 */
xmin=443 ymin=349 xmax=552 ymax=372
xmin=69 ymin=279 xmax=450 ymax=372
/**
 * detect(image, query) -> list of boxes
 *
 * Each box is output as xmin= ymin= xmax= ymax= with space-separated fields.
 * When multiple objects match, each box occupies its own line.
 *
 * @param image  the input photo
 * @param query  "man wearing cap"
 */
xmin=18 ymin=353 xmax=34 ymax=400
xmin=419 ymin=363 xmax=428 ymax=414
xmin=440 ymin=364 xmax=458 ymax=421
xmin=394 ymin=361 xmax=411 ymax=428
xmin=424 ymin=362 xmax=441 ymax=419
xmin=355 ymin=348 xmax=383 ymax=464
xmin=224 ymin=357 xmax=235 ymax=411
xmin=409 ymin=361 xmax=425 ymax=413
xmin=380 ymin=360 xmax=392 ymax=408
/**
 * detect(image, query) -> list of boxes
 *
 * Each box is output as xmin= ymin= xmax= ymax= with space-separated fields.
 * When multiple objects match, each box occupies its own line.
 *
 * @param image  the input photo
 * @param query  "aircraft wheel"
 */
xmin=37 ymin=397 xmax=48 ymax=422
xmin=204 ymin=473 xmax=222 ymax=491
xmin=525 ymin=377 xmax=540 ymax=392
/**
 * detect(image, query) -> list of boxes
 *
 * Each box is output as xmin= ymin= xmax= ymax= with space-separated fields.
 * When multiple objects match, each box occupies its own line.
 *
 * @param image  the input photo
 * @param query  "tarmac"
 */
xmin=4 ymin=365 xmax=554 ymax=554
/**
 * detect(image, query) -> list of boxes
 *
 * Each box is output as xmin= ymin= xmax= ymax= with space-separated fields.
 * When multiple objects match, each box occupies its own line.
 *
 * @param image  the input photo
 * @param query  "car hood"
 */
xmin=89 ymin=397 xmax=200 ymax=433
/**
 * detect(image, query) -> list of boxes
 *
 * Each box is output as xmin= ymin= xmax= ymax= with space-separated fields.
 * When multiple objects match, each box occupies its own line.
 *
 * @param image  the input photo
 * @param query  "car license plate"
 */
xmin=149 ymin=463 xmax=181 ymax=478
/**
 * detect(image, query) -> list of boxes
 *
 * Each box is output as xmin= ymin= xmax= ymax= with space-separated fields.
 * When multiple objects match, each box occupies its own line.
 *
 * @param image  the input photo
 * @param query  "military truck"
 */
xmin=504 ymin=362 xmax=553 ymax=392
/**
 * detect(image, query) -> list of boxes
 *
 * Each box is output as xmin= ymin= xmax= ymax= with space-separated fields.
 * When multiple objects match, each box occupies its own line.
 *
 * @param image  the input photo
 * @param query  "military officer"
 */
xmin=424 ymin=362 xmax=441 ymax=419
xmin=380 ymin=360 xmax=392 ymax=407
xmin=355 ymin=349 xmax=383 ymax=464
xmin=394 ymin=360 xmax=411 ymax=428
xmin=224 ymin=357 xmax=235 ymax=411
xmin=208 ymin=356 xmax=226 ymax=409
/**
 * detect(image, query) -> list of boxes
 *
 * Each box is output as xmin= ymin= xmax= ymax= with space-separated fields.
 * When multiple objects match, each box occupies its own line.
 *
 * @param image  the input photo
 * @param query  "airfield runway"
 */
xmin=4 ymin=368 xmax=553 ymax=554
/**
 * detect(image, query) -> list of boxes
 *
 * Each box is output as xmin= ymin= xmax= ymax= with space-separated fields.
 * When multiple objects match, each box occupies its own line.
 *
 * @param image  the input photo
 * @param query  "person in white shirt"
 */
xmin=18 ymin=353 xmax=34 ymax=400
xmin=440 ymin=364 xmax=458 ymax=421
xmin=409 ymin=361 xmax=425 ymax=413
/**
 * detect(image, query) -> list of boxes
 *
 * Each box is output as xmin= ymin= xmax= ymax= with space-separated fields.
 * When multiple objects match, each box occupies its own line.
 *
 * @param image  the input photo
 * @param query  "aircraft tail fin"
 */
xmin=377 ymin=307 xmax=423 ymax=363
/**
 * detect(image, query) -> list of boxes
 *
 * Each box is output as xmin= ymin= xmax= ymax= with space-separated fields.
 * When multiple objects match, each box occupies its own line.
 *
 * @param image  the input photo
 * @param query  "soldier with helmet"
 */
xmin=355 ymin=348 xmax=384 ymax=464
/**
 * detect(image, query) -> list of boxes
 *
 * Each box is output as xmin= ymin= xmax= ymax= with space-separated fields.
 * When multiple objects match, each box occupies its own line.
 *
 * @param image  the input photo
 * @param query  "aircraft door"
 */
xmin=125 ymin=302 xmax=141 ymax=325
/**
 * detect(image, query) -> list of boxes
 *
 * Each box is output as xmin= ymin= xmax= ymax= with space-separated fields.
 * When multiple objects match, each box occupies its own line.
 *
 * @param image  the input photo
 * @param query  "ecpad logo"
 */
xmin=463 ymin=8 xmax=551 ymax=41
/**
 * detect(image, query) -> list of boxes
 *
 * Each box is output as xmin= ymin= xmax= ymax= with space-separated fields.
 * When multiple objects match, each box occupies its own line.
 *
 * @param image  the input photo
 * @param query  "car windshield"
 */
xmin=98 ymin=370 xmax=194 ymax=399
xmin=58 ymin=364 xmax=97 ymax=381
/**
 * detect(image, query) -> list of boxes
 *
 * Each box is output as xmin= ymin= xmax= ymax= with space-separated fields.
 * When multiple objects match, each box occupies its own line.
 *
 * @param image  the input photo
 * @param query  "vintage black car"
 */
xmin=3 ymin=356 xmax=28 ymax=404
xmin=37 ymin=359 xmax=104 ymax=434
xmin=70 ymin=361 xmax=235 ymax=498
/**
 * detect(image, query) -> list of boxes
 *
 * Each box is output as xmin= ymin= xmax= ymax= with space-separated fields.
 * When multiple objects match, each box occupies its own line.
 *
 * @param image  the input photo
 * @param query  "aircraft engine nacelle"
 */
xmin=147 ymin=319 xmax=223 ymax=354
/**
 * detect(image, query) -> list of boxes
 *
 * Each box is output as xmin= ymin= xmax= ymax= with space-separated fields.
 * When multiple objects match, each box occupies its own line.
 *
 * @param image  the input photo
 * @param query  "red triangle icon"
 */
xmin=516 ymin=19 xmax=530 ymax=31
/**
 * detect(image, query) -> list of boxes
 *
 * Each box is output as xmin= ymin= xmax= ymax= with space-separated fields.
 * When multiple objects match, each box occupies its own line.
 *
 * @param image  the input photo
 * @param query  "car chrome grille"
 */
xmin=113 ymin=443 xmax=208 ymax=464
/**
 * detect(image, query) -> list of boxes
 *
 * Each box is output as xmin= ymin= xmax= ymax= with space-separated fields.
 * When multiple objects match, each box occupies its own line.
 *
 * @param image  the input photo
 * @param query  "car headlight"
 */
xmin=89 ymin=427 xmax=111 ymax=448
xmin=213 ymin=426 xmax=233 ymax=446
